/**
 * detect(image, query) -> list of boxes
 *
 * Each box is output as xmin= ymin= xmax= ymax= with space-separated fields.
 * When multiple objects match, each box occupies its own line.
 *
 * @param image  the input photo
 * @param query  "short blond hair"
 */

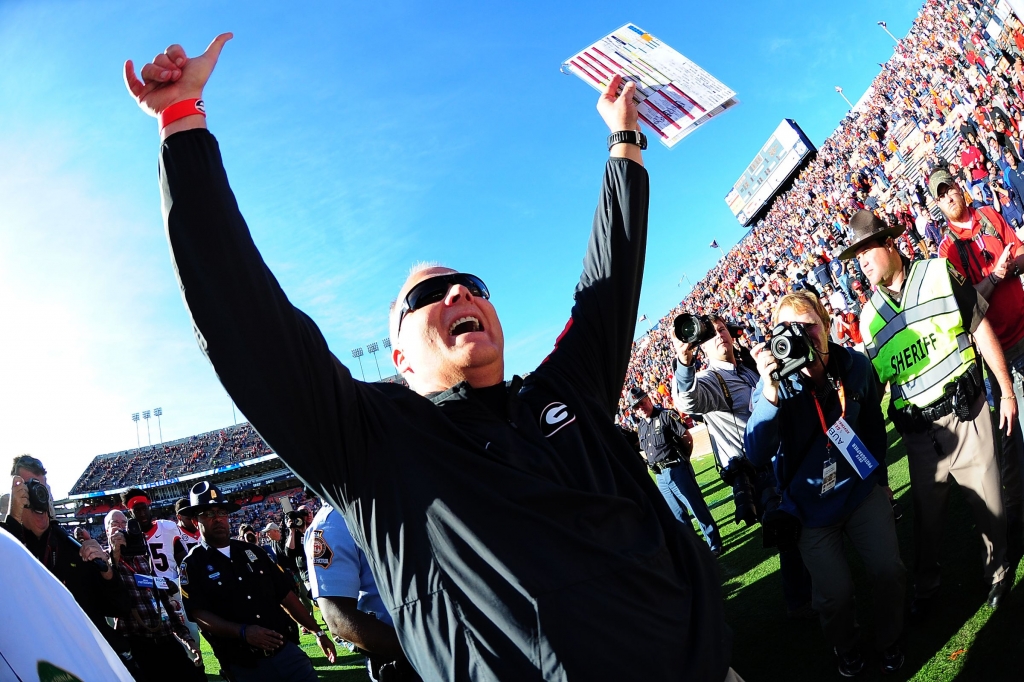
xmin=387 ymin=261 xmax=452 ymax=349
xmin=773 ymin=290 xmax=829 ymax=330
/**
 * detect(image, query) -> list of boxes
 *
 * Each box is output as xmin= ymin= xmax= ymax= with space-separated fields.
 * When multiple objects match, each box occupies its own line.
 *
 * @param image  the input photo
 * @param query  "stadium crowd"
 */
xmin=618 ymin=0 xmax=1024 ymax=428
xmin=6 ymin=0 xmax=1024 ymax=680
xmin=69 ymin=422 xmax=273 ymax=494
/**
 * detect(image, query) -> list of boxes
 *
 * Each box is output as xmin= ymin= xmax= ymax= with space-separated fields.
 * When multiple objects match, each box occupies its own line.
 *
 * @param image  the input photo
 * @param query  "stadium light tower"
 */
xmin=142 ymin=409 xmax=152 ymax=446
xmin=877 ymin=21 xmax=899 ymax=44
xmin=366 ymin=342 xmax=383 ymax=381
xmin=131 ymin=413 xmax=140 ymax=448
xmin=834 ymin=86 xmax=854 ymax=109
xmin=153 ymin=407 xmax=163 ymax=444
xmin=351 ymin=347 xmax=366 ymax=381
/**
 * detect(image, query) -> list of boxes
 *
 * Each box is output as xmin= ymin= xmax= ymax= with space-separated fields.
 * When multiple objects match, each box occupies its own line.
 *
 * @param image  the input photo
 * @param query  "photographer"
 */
xmin=671 ymin=314 xmax=766 ymax=524
xmin=281 ymin=510 xmax=314 ymax=620
xmin=671 ymin=314 xmax=812 ymax=618
xmin=745 ymin=292 xmax=905 ymax=677
xmin=106 ymin=513 xmax=205 ymax=680
xmin=3 ymin=456 xmax=129 ymax=654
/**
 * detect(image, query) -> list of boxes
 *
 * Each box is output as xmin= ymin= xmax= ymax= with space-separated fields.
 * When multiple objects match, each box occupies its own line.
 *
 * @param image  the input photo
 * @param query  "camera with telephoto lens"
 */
xmin=721 ymin=457 xmax=758 ymax=526
xmin=761 ymin=489 xmax=801 ymax=551
xmin=673 ymin=313 xmax=716 ymax=346
xmin=116 ymin=519 xmax=152 ymax=558
xmin=24 ymin=479 xmax=51 ymax=514
xmin=768 ymin=322 xmax=817 ymax=382
xmin=285 ymin=511 xmax=305 ymax=529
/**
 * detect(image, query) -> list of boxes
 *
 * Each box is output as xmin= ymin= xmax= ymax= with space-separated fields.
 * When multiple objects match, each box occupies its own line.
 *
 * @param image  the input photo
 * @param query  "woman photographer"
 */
xmin=744 ymin=291 xmax=906 ymax=677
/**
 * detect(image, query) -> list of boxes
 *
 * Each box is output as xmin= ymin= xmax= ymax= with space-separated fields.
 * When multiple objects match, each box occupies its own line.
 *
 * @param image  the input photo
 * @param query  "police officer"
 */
xmin=305 ymin=504 xmax=420 ymax=681
xmin=178 ymin=481 xmax=336 ymax=681
xmin=841 ymin=209 xmax=1015 ymax=611
xmin=630 ymin=388 xmax=722 ymax=555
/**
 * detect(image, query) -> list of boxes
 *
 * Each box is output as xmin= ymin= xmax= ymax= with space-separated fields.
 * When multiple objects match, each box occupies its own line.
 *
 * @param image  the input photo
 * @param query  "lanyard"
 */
xmin=812 ymin=378 xmax=846 ymax=451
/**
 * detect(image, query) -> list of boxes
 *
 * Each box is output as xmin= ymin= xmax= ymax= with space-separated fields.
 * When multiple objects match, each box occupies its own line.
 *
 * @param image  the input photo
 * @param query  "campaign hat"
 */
xmin=628 ymin=387 xmax=648 ymax=408
xmin=179 ymin=481 xmax=240 ymax=515
xmin=837 ymin=210 xmax=905 ymax=260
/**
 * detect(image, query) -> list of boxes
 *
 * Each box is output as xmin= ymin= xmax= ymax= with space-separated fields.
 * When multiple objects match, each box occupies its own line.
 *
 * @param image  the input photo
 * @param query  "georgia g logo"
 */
xmin=539 ymin=402 xmax=576 ymax=438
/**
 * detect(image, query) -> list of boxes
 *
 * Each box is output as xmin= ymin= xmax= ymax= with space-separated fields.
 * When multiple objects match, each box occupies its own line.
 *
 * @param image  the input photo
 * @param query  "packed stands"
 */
xmin=618 ymin=0 xmax=1024 ymax=427
xmin=69 ymin=422 xmax=273 ymax=494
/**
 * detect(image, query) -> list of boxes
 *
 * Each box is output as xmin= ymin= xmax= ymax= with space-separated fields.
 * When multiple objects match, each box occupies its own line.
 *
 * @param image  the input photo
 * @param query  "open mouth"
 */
xmin=449 ymin=316 xmax=484 ymax=337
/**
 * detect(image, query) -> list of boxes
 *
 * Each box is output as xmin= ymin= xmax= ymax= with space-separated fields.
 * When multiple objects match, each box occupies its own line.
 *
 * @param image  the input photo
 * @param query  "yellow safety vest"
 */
xmin=860 ymin=258 xmax=976 ymax=410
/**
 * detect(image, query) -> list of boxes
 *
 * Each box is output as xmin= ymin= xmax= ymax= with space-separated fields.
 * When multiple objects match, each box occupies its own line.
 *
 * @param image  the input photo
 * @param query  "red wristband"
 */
xmin=159 ymin=98 xmax=206 ymax=130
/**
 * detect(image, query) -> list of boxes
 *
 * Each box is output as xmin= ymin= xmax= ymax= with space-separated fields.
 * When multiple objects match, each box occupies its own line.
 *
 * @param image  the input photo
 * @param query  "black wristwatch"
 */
xmin=607 ymin=130 xmax=648 ymax=151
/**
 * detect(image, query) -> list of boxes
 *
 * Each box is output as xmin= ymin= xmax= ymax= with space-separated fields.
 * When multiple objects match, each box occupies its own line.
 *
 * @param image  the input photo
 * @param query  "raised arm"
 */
xmin=125 ymin=37 xmax=378 ymax=501
xmin=538 ymin=75 xmax=648 ymax=416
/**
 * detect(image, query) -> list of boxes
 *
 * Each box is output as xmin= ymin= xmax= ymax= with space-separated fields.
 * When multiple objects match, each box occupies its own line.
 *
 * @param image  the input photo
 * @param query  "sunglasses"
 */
xmin=197 ymin=509 xmax=231 ymax=519
xmin=396 ymin=273 xmax=490 ymax=334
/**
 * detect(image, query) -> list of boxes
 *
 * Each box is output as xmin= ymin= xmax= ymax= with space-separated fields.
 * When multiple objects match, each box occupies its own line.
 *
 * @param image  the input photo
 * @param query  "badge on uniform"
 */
xmin=826 ymin=417 xmax=879 ymax=479
xmin=209 ymin=571 xmax=221 ymax=580
xmin=245 ymin=549 xmax=258 ymax=563
xmin=311 ymin=530 xmax=334 ymax=569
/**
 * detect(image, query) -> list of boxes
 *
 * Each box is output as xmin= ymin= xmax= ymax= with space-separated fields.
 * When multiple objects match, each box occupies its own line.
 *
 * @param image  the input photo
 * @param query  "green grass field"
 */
xmin=199 ymin=401 xmax=1024 ymax=680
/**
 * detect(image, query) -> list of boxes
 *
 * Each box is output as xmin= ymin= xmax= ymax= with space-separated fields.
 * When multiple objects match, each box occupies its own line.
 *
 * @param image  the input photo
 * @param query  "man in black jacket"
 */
xmin=124 ymin=34 xmax=733 ymax=681
xmin=4 ymin=456 xmax=130 ymax=658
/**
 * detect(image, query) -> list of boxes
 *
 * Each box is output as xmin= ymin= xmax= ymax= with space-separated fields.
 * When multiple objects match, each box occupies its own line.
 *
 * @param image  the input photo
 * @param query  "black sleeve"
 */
xmin=158 ymin=130 xmax=389 ymax=502
xmin=946 ymin=260 xmax=989 ymax=332
xmin=534 ymin=158 xmax=649 ymax=417
xmin=180 ymin=555 xmax=208 ymax=619
xmin=267 ymin=553 xmax=295 ymax=603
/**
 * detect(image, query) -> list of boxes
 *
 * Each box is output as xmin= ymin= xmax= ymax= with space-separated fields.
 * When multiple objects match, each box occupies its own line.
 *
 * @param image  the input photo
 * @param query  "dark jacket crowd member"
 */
xmin=3 ymin=455 xmax=129 ymax=654
xmin=123 ymin=34 xmax=734 ymax=681
xmin=746 ymin=292 xmax=905 ymax=677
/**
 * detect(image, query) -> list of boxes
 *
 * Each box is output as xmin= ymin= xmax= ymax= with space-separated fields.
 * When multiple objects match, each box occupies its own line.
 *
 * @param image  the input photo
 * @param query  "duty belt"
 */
xmin=650 ymin=458 xmax=684 ymax=474
xmin=892 ymin=362 xmax=982 ymax=432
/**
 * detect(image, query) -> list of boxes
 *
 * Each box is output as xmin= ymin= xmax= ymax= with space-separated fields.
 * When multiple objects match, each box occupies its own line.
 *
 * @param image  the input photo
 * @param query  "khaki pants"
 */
xmin=797 ymin=485 xmax=906 ymax=653
xmin=902 ymin=392 xmax=1007 ymax=596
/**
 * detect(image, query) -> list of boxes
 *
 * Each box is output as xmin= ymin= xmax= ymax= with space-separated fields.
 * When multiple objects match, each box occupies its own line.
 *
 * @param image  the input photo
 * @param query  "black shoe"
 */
xmin=835 ymin=647 xmax=865 ymax=677
xmin=987 ymin=576 xmax=1011 ymax=609
xmin=880 ymin=645 xmax=905 ymax=675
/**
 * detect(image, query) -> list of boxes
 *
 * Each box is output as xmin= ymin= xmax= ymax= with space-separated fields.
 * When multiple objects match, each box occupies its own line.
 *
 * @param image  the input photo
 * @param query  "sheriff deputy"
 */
xmin=178 ymin=481 xmax=336 ymax=681
xmin=840 ymin=209 xmax=1014 ymax=612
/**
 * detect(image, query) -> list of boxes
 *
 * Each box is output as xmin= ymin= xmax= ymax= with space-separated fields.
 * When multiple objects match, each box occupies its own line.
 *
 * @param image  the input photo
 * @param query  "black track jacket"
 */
xmin=158 ymin=129 xmax=729 ymax=681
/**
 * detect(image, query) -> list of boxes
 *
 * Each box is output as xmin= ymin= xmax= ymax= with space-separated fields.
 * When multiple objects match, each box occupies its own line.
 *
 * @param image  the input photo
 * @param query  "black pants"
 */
xmin=127 ymin=634 xmax=206 ymax=682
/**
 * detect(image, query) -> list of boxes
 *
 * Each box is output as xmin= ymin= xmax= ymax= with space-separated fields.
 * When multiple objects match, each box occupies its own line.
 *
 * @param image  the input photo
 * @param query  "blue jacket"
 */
xmin=744 ymin=344 xmax=887 ymax=528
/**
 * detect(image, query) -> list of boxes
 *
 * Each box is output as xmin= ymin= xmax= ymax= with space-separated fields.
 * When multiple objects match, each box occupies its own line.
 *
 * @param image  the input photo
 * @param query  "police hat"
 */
xmin=178 ymin=481 xmax=240 ymax=515
xmin=837 ymin=210 xmax=905 ymax=260
xmin=628 ymin=387 xmax=648 ymax=408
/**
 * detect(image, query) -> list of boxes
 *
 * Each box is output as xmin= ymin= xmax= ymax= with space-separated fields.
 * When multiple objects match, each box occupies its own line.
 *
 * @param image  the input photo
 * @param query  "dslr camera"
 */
xmin=116 ymin=519 xmax=152 ymax=558
xmin=767 ymin=322 xmax=816 ymax=382
xmin=673 ymin=313 xmax=716 ymax=345
xmin=24 ymin=479 xmax=51 ymax=514
xmin=285 ymin=511 xmax=306 ymax=529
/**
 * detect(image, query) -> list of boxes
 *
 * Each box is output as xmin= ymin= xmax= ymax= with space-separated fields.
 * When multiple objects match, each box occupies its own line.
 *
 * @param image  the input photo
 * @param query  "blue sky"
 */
xmin=0 ymin=0 xmax=923 ymax=496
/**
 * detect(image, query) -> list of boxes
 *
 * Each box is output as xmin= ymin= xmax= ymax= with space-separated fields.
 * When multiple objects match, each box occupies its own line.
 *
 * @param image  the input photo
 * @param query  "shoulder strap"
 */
xmin=709 ymin=370 xmax=733 ymax=413
xmin=976 ymin=207 xmax=1007 ymax=246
